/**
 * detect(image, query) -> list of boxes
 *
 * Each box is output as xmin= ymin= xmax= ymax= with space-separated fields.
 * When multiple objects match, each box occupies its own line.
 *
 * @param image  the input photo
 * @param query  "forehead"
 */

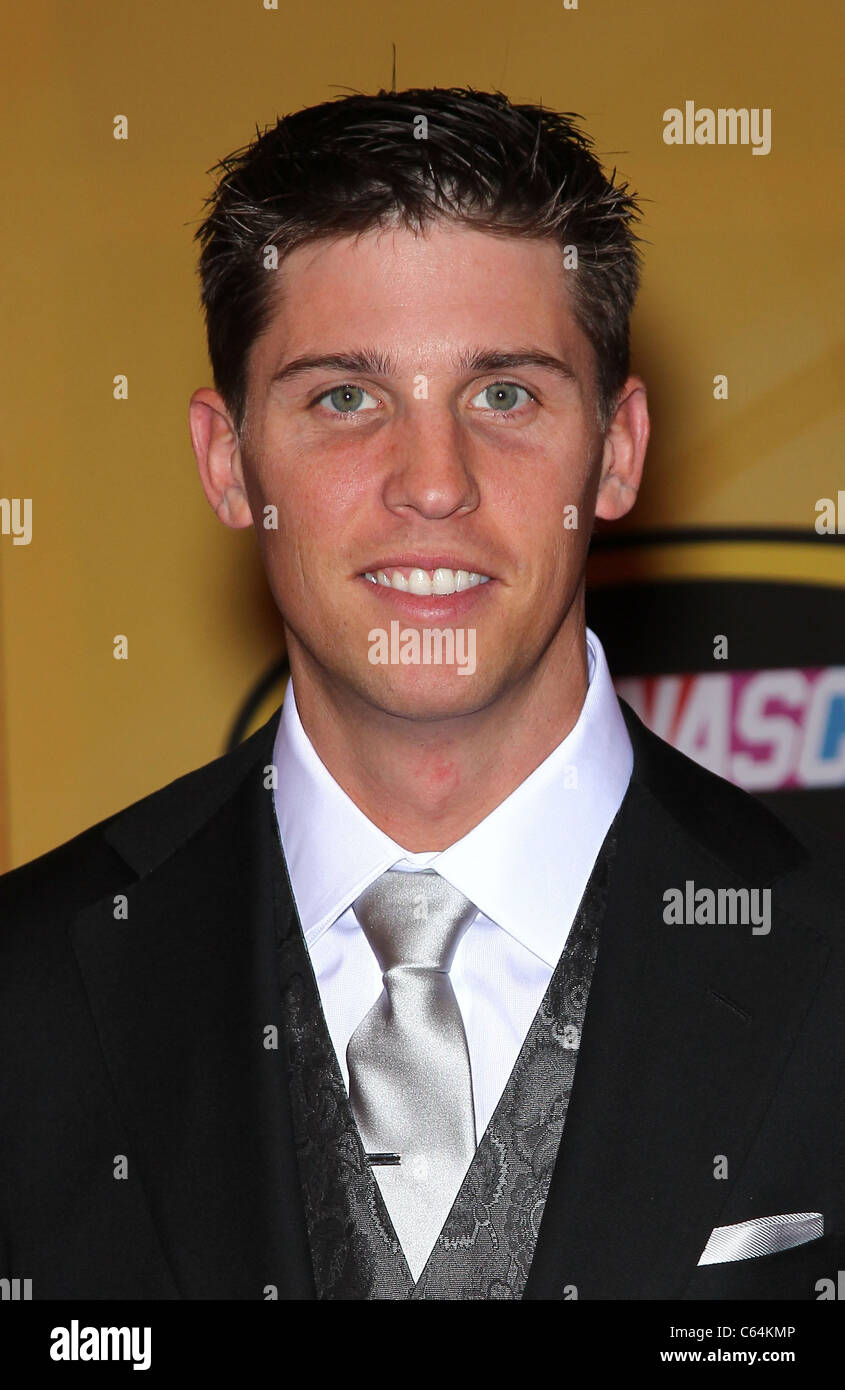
xmin=256 ymin=221 xmax=587 ymax=365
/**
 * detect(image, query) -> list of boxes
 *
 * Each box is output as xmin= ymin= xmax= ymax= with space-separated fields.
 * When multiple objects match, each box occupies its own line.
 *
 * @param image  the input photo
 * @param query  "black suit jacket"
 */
xmin=1 ymin=701 xmax=842 ymax=1299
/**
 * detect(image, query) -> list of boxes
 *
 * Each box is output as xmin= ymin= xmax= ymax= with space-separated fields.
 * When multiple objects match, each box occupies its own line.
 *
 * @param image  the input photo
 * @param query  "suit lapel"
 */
xmin=524 ymin=703 xmax=830 ymax=1299
xmin=69 ymin=715 xmax=315 ymax=1299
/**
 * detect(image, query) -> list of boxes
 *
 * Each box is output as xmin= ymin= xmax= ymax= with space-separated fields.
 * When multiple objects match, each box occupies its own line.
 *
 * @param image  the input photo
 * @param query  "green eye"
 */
xmin=470 ymin=382 xmax=533 ymax=412
xmin=319 ymin=384 xmax=379 ymax=414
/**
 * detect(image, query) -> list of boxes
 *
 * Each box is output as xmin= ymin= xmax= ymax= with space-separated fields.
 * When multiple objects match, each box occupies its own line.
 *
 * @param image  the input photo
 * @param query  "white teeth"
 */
xmin=363 ymin=567 xmax=491 ymax=595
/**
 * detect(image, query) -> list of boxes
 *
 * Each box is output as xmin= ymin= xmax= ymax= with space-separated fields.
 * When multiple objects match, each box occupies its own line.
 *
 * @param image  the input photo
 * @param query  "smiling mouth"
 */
xmin=362 ymin=566 xmax=492 ymax=596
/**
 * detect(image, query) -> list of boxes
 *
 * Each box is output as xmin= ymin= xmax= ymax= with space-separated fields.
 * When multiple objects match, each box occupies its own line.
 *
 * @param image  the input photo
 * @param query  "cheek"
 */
xmin=543 ymin=444 xmax=601 ymax=546
xmin=249 ymin=434 xmax=365 ymax=541
xmin=493 ymin=441 xmax=594 ymax=539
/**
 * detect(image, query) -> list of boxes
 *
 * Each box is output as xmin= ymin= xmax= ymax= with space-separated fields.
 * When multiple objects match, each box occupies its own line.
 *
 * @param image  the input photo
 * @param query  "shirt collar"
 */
xmin=272 ymin=627 xmax=633 ymax=967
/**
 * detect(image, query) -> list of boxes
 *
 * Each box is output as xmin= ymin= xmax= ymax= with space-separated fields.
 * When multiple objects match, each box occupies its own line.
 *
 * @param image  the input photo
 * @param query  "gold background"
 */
xmin=2 ymin=0 xmax=843 ymax=868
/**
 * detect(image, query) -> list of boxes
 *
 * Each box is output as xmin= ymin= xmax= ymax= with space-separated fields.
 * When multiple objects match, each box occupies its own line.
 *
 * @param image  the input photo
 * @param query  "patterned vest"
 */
xmin=272 ymin=814 xmax=619 ymax=1300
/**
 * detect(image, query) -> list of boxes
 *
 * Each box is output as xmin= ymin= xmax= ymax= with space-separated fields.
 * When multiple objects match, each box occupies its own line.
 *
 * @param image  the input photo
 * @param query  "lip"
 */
xmin=358 ymin=574 xmax=497 ymax=620
xmin=356 ymin=555 xmax=496 ymax=579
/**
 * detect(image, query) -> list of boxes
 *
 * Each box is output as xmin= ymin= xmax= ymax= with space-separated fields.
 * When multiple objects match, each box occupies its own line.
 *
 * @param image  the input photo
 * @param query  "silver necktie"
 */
xmin=347 ymin=868 xmax=478 ymax=1280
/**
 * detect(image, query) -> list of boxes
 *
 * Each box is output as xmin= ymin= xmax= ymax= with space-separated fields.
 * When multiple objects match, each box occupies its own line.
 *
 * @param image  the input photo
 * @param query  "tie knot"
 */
xmin=352 ymin=869 xmax=477 ymax=973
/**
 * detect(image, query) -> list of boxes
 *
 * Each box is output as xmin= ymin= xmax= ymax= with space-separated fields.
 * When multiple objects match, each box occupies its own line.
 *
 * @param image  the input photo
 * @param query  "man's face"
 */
xmin=215 ymin=222 xmax=638 ymax=719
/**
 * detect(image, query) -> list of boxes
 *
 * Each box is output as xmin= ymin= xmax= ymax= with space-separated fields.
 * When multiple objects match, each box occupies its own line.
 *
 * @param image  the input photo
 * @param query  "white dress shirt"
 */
xmin=272 ymin=626 xmax=633 ymax=1142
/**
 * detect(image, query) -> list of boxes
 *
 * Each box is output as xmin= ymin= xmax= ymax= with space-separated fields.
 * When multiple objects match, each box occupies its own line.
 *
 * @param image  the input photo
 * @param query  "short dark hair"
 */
xmin=194 ymin=87 xmax=643 ymax=433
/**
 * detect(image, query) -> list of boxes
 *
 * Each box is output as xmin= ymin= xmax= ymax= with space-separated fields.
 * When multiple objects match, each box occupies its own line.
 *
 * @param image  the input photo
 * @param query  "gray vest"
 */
xmin=273 ymin=819 xmax=619 ymax=1299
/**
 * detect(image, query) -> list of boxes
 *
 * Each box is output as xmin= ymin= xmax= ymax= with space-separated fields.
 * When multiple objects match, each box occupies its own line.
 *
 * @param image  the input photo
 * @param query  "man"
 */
xmin=1 ymin=87 xmax=842 ymax=1301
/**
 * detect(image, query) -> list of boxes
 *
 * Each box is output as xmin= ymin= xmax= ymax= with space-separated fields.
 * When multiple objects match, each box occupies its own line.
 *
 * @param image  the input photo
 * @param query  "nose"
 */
xmin=381 ymin=406 xmax=480 ymax=521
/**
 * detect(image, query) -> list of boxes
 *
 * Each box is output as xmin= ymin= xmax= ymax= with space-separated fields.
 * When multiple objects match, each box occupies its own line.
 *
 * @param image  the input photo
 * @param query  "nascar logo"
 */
xmin=615 ymin=668 xmax=845 ymax=790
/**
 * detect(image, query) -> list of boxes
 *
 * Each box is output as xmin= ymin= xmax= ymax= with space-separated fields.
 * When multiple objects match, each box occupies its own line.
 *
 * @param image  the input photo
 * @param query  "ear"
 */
xmin=188 ymin=389 xmax=255 ymax=529
xmin=594 ymin=376 xmax=650 ymax=522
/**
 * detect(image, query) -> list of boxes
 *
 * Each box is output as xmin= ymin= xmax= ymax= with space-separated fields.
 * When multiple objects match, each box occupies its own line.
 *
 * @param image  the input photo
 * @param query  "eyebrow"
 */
xmin=270 ymin=346 xmax=579 ymax=388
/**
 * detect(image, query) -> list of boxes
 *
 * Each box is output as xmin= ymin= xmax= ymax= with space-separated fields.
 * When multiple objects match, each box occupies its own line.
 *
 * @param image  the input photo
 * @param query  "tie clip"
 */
xmin=366 ymin=1152 xmax=401 ymax=1166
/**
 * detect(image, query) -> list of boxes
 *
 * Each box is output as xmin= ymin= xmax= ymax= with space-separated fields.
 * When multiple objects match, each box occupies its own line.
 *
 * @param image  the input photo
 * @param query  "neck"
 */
xmin=286 ymin=608 xmax=590 ymax=852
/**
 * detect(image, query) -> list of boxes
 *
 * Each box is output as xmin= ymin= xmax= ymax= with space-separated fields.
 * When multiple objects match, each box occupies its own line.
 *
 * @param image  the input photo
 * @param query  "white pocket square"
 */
xmin=698 ymin=1212 xmax=823 ymax=1266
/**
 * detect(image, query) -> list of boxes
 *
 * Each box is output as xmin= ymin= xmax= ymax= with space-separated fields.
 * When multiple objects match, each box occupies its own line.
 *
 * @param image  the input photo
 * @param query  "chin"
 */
xmin=357 ymin=667 xmax=497 ymax=722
